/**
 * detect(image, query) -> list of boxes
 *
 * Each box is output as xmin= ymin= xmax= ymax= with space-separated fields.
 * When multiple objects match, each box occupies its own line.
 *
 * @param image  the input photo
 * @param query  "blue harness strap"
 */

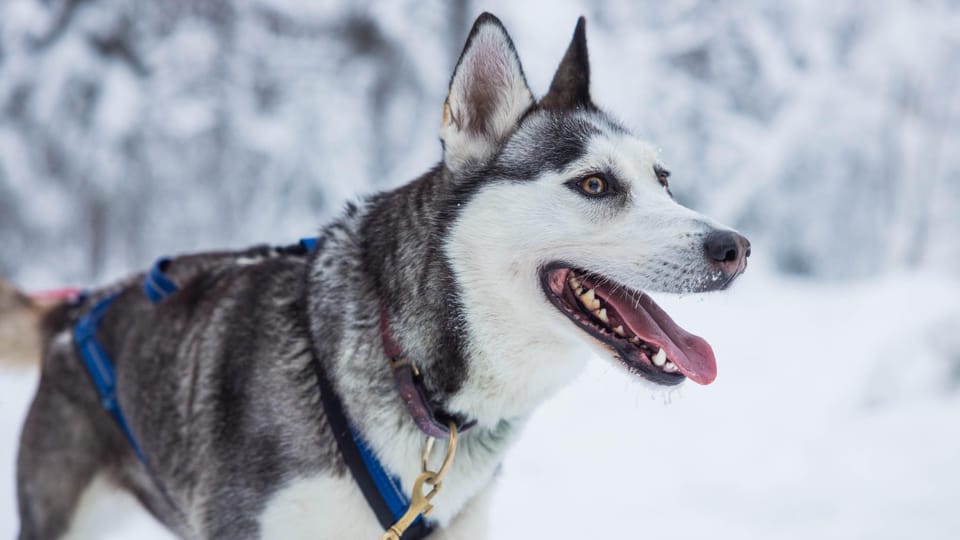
xmin=74 ymin=239 xmax=429 ymax=536
xmin=299 ymin=237 xmax=318 ymax=252
xmin=312 ymin=338 xmax=432 ymax=538
xmin=142 ymin=258 xmax=176 ymax=303
xmin=352 ymin=421 xmax=420 ymax=524
xmin=74 ymin=292 xmax=146 ymax=462
xmin=300 ymin=237 xmax=430 ymax=536
xmin=74 ymin=258 xmax=180 ymax=463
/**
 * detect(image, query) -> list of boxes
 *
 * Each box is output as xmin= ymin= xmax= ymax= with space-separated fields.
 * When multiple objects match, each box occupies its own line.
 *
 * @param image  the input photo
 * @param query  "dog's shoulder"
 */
xmin=168 ymin=248 xmax=312 ymax=316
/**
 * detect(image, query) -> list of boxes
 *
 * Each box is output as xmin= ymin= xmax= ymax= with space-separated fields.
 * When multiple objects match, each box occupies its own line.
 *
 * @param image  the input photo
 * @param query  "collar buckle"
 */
xmin=388 ymin=357 xmax=420 ymax=377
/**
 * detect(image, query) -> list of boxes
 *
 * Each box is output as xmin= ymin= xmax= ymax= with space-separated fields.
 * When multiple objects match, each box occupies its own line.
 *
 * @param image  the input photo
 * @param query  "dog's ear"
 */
xmin=540 ymin=17 xmax=593 ymax=111
xmin=441 ymin=13 xmax=534 ymax=172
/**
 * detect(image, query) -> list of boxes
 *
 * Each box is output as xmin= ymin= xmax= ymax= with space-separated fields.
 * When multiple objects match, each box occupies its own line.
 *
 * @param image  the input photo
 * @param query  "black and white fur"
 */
xmin=17 ymin=13 xmax=748 ymax=539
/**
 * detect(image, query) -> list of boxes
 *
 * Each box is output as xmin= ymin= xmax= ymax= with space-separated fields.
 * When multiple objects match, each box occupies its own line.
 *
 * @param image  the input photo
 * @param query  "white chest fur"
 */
xmin=258 ymin=474 xmax=384 ymax=539
xmin=258 ymin=469 xmax=497 ymax=539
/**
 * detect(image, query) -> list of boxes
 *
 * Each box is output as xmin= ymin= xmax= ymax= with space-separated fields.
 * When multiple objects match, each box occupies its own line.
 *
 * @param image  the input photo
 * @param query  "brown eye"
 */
xmin=578 ymin=176 xmax=607 ymax=195
xmin=654 ymin=165 xmax=670 ymax=188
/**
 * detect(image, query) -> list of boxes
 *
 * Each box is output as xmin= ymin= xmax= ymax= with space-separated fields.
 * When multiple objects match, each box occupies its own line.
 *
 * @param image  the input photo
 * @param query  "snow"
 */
xmin=2 ymin=0 xmax=959 ymax=537
xmin=3 ymin=265 xmax=959 ymax=538
xmin=490 ymin=268 xmax=960 ymax=539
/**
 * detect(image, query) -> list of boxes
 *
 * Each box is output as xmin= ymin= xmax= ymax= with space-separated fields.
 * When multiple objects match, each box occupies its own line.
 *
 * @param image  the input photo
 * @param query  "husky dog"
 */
xmin=17 ymin=13 xmax=749 ymax=540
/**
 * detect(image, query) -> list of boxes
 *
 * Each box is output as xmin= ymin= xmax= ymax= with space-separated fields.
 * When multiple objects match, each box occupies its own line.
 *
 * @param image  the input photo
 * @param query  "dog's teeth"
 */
xmin=663 ymin=360 xmax=678 ymax=372
xmin=613 ymin=325 xmax=625 ymax=336
xmin=580 ymin=289 xmax=600 ymax=311
xmin=652 ymin=347 xmax=667 ymax=367
xmin=579 ymin=288 xmax=594 ymax=303
xmin=569 ymin=276 xmax=582 ymax=289
xmin=595 ymin=308 xmax=609 ymax=324
xmin=630 ymin=336 xmax=641 ymax=344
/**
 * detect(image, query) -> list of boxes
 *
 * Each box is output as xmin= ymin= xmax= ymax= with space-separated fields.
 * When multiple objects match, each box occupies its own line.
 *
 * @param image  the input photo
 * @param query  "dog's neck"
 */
xmin=303 ymin=175 xmax=520 ymax=522
xmin=305 ymin=168 xmax=482 ymax=428
xmin=363 ymin=166 xmax=586 ymax=424
xmin=305 ymin=167 xmax=584 ymax=496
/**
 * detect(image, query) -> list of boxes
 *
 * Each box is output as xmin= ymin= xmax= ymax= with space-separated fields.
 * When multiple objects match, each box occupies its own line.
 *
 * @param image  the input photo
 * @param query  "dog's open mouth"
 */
xmin=541 ymin=265 xmax=717 ymax=386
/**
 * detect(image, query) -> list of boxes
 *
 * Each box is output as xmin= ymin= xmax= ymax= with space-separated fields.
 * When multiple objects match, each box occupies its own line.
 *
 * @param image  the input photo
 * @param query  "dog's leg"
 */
xmin=16 ymin=368 xmax=110 ymax=540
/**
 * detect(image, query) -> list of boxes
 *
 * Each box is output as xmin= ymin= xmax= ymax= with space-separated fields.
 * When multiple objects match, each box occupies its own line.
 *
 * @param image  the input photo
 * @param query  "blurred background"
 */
xmin=1 ymin=0 xmax=958 ymax=538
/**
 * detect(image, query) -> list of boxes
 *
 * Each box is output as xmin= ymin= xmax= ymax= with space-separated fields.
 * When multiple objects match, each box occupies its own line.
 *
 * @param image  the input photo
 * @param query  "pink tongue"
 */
xmin=606 ymin=289 xmax=717 ymax=385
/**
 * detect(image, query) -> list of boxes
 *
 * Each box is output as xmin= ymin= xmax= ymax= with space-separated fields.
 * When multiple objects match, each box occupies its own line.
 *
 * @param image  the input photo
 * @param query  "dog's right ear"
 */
xmin=440 ymin=13 xmax=534 ymax=172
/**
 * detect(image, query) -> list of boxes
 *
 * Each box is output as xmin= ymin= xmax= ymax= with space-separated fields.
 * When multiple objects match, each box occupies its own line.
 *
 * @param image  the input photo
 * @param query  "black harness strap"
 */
xmin=310 ymin=353 xmax=434 ymax=539
xmin=301 ymin=237 xmax=433 ymax=538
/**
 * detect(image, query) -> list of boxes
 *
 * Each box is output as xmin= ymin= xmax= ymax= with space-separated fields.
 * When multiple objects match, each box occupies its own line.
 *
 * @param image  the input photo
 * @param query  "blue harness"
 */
xmin=73 ymin=291 xmax=145 ymax=461
xmin=74 ymin=239 xmax=431 ymax=538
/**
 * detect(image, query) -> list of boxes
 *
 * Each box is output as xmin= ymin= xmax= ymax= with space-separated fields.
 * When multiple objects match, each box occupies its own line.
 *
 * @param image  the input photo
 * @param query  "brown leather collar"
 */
xmin=380 ymin=305 xmax=476 ymax=439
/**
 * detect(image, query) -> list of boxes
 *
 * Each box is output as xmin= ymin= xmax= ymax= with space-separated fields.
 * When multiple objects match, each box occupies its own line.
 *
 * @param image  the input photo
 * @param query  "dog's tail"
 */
xmin=0 ymin=278 xmax=76 ymax=369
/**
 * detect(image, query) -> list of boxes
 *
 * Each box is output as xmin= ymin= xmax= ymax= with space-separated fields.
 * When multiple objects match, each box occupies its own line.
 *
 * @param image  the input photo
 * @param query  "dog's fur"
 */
xmin=16 ymin=14 xmax=748 ymax=539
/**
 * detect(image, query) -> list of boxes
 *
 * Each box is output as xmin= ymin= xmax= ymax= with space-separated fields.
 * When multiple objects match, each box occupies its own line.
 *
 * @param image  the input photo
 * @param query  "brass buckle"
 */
xmin=389 ymin=357 xmax=420 ymax=377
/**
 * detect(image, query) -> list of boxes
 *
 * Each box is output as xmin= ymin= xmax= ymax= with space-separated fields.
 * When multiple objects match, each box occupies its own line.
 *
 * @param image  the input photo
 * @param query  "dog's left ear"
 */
xmin=441 ymin=13 xmax=534 ymax=172
xmin=540 ymin=17 xmax=593 ymax=111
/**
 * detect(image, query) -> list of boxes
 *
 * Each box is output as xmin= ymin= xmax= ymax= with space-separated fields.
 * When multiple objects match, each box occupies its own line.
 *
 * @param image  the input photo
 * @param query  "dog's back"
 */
xmin=17 ymin=242 xmax=342 ymax=539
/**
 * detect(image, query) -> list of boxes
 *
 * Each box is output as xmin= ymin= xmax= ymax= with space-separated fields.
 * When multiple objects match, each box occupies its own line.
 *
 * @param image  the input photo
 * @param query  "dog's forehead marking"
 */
xmin=586 ymin=131 xmax=661 ymax=183
xmin=494 ymin=111 xmax=598 ymax=178
xmin=528 ymin=116 xmax=661 ymax=194
xmin=494 ymin=108 xmax=633 ymax=180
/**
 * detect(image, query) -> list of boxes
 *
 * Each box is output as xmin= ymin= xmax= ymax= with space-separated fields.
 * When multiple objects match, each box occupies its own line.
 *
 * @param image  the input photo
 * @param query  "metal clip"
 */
xmin=379 ymin=422 xmax=458 ymax=539
xmin=421 ymin=424 xmax=458 ymax=484
xmin=379 ymin=472 xmax=441 ymax=540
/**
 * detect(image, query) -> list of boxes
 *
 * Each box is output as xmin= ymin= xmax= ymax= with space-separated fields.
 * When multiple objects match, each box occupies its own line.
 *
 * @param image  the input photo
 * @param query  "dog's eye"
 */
xmin=654 ymin=165 xmax=670 ymax=188
xmin=577 ymin=176 xmax=607 ymax=196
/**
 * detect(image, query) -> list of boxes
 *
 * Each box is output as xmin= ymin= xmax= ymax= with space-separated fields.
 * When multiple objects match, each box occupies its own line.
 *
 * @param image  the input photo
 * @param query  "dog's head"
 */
xmin=439 ymin=14 xmax=749 ymax=394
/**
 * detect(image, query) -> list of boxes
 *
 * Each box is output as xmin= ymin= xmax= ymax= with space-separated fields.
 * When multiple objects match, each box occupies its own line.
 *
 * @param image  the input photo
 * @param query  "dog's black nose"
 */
xmin=704 ymin=230 xmax=750 ymax=275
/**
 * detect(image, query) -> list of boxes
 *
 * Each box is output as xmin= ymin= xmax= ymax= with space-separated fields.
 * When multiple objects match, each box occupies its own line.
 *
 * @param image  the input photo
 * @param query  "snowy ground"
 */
xmin=2 ymin=262 xmax=959 ymax=538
